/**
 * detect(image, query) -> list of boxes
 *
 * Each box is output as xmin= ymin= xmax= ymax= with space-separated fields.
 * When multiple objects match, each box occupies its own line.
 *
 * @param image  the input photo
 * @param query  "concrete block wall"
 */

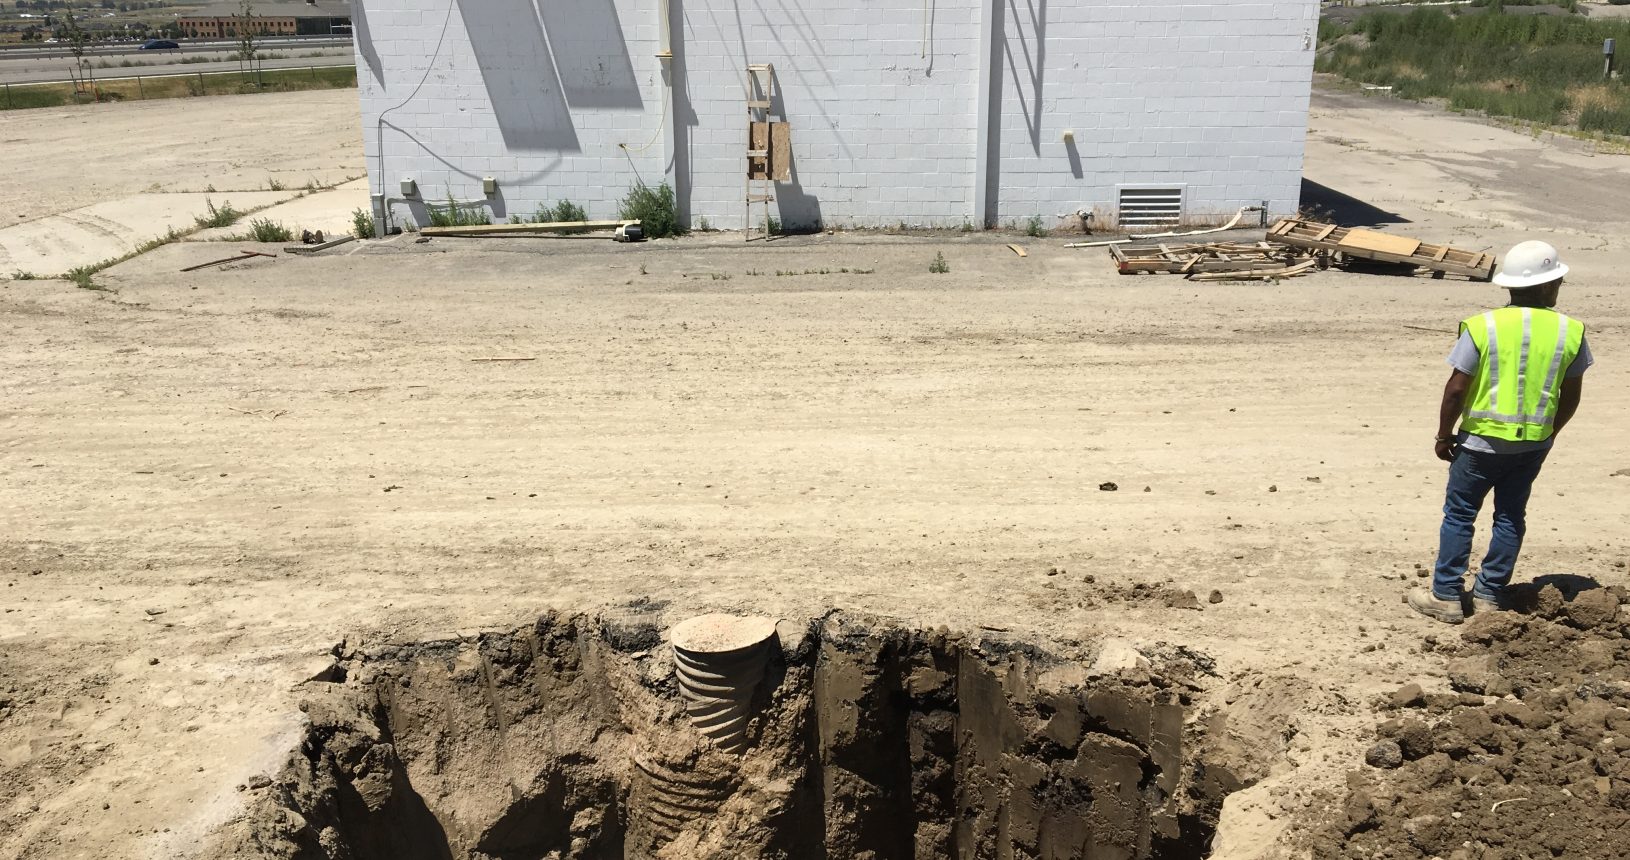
xmin=989 ymin=0 xmax=1317 ymax=227
xmin=353 ymin=0 xmax=669 ymax=230
xmin=353 ymin=0 xmax=1317 ymax=232
xmin=678 ymin=0 xmax=984 ymax=230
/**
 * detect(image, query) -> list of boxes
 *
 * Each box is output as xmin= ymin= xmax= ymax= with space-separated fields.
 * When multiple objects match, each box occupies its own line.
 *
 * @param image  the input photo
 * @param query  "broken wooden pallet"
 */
xmin=1265 ymin=219 xmax=1495 ymax=281
xmin=1109 ymin=241 xmax=1311 ymax=276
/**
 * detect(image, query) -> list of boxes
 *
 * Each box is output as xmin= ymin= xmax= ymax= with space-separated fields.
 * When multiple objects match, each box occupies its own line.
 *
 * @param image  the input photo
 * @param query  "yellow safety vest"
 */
xmin=1459 ymin=307 xmax=1584 ymax=443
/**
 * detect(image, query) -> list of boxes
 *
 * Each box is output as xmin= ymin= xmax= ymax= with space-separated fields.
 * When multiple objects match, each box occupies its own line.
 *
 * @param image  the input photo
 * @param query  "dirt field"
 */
xmin=1 ymin=87 xmax=1627 ymax=859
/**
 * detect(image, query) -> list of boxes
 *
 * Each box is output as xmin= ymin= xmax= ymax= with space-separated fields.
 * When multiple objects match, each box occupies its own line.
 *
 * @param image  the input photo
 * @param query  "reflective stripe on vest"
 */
xmin=1460 ymin=307 xmax=1582 ymax=442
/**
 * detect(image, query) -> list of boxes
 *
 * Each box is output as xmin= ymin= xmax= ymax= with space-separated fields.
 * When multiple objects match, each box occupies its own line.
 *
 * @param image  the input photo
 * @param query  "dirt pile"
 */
xmin=1311 ymin=584 xmax=1630 ymax=859
xmin=207 ymin=610 xmax=1259 ymax=860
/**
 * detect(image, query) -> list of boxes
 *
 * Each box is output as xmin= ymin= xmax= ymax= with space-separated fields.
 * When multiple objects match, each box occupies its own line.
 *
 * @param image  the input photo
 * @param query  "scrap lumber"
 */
xmin=1109 ymin=241 xmax=1309 ymax=276
xmin=1187 ymin=259 xmax=1318 ymax=282
xmin=421 ymin=219 xmax=639 ymax=238
xmin=180 ymin=251 xmax=275 ymax=272
xmin=1266 ymin=218 xmax=1495 ymax=281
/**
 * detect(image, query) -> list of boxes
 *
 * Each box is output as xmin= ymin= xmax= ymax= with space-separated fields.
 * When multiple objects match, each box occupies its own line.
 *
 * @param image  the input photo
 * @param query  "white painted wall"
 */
xmin=353 ymin=0 xmax=1317 ymax=232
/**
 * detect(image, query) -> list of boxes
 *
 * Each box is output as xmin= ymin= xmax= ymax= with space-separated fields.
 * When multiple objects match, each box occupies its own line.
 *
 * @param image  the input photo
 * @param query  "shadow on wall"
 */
xmin=454 ymin=0 xmax=645 ymax=152
xmin=1004 ymin=0 xmax=1047 ymax=154
xmin=1299 ymin=178 xmax=1411 ymax=227
xmin=767 ymin=75 xmax=821 ymax=231
xmin=352 ymin=0 xmax=383 ymax=85
xmin=539 ymin=0 xmax=644 ymax=109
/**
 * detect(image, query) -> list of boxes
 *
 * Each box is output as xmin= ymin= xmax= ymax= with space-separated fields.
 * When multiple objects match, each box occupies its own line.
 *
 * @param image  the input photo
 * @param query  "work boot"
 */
xmin=1407 ymin=589 xmax=1466 ymax=624
xmin=1471 ymin=593 xmax=1503 ymax=615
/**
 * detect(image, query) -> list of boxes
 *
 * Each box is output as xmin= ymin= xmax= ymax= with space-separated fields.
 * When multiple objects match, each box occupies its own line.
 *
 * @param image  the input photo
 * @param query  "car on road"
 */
xmin=139 ymin=40 xmax=181 ymax=51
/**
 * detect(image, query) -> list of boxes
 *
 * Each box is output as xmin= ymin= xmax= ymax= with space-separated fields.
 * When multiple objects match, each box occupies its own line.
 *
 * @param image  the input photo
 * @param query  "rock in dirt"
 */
xmin=1446 ymin=655 xmax=1509 ymax=696
xmin=1534 ymin=583 xmax=1566 ymax=619
xmin=1388 ymin=683 xmax=1425 ymax=709
xmin=1208 ymin=589 xmax=1224 ymax=605
xmin=1364 ymin=740 xmax=1403 ymax=769
xmin=1395 ymin=720 xmax=1435 ymax=761
xmin=1564 ymin=588 xmax=1621 ymax=630
xmin=1090 ymin=638 xmax=1149 ymax=675
xmin=246 ymin=774 xmax=272 ymax=790
xmin=1164 ymin=590 xmax=1203 ymax=611
xmin=1098 ymin=481 xmax=1118 ymax=491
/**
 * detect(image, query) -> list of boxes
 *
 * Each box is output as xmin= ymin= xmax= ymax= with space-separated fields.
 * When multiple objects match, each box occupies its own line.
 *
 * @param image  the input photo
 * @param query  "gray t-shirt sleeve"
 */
xmin=1446 ymin=330 xmax=1592 ymax=376
xmin=1566 ymin=336 xmax=1593 ymax=379
xmin=1447 ymin=330 xmax=1480 ymax=375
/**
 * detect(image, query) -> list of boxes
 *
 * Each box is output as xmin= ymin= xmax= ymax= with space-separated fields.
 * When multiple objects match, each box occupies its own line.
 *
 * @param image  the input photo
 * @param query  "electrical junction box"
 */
xmin=399 ymin=178 xmax=418 ymax=198
xmin=483 ymin=176 xmax=498 ymax=195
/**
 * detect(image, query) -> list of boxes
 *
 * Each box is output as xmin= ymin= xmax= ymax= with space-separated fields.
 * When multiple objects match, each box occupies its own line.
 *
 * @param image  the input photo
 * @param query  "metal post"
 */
xmin=137 ymin=76 xmax=144 ymax=99
xmin=198 ymin=71 xmax=206 ymax=94
xmin=1606 ymin=39 xmax=1617 ymax=80
xmin=4 ymin=83 xmax=10 ymax=110
xmin=310 ymin=65 xmax=317 ymax=81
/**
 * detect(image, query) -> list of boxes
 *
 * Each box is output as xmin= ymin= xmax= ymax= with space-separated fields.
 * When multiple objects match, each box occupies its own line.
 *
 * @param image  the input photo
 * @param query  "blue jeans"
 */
xmin=1432 ymin=447 xmax=1549 ymax=601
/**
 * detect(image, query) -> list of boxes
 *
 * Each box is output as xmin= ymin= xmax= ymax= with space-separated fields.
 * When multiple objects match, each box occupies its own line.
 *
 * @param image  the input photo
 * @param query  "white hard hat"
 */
xmin=1492 ymin=240 xmax=1568 ymax=289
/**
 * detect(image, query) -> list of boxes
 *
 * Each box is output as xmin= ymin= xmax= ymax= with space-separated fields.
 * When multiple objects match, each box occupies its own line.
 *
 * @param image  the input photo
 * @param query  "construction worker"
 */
xmin=1408 ymin=240 xmax=1593 ymax=624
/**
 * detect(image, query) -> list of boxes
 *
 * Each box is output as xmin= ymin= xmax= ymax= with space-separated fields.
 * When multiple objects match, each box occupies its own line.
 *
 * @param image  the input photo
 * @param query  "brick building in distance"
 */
xmin=178 ymin=1 xmax=351 ymax=39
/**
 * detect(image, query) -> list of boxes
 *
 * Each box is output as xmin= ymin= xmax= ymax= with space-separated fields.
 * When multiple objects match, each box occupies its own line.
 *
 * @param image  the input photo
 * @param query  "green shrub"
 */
xmin=194 ymin=198 xmax=242 ymax=229
xmin=351 ymin=207 xmax=375 ymax=239
xmin=553 ymin=200 xmax=587 ymax=223
xmin=929 ymin=252 xmax=950 ymax=274
xmin=617 ymin=182 xmax=683 ymax=239
xmin=1317 ymin=7 xmax=1630 ymax=134
xmin=1025 ymin=215 xmax=1045 ymax=237
xmin=1580 ymin=103 xmax=1630 ymax=135
xmin=531 ymin=200 xmax=586 ymax=223
xmin=245 ymin=218 xmax=293 ymax=243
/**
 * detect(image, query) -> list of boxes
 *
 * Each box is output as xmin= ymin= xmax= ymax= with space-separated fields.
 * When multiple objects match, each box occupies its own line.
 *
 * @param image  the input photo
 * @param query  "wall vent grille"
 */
xmin=1117 ymin=187 xmax=1185 ymax=228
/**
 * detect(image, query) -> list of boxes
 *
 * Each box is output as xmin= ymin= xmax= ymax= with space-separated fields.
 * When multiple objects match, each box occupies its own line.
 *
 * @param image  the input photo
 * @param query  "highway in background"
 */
xmin=0 ymin=44 xmax=353 ymax=85
xmin=0 ymin=36 xmax=350 ymax=60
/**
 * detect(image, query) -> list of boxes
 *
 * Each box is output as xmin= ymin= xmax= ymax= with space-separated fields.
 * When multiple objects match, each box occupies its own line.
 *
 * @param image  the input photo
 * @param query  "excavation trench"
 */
xmin=243 ymin=611 xmax=1250 ymax=860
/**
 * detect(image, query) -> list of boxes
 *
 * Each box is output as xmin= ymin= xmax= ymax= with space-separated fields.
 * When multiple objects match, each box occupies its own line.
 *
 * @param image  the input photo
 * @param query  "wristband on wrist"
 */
xmin=1435 ymin=435 xmax=1454 ymax=443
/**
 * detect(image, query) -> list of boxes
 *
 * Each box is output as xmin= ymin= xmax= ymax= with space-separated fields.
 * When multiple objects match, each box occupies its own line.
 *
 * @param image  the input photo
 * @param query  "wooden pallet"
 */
xmin=1266 ymin=219 xmax=1495 ymax=281
xmin=1110 ymin=241 xmax=1310 ymax=275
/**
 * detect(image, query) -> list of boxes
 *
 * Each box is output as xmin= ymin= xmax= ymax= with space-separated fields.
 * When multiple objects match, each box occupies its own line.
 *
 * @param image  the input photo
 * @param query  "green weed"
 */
xmin=1025 ymin=215 xmax=1046 ymax=237
xmin=1318 ymin=7 xmax=1630 ymax=135
xmin=929 ymin=252 xmax=950 ymax=274
xmin=351 ymin=207 xmax=375 ymax=239
xmin=243 ymin=218 xmax=293 ymax=243
xmin=618 ymin=182 xmax=683 ymax=239
xmin=194 ymin=198 xmax=242 ymax=230
xmin=427 ymin=194 xmax=490 ymax=228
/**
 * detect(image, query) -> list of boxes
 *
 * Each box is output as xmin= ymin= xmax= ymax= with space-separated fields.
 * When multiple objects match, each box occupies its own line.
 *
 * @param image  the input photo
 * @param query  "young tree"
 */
xmin=237 ymin=1 xmax=262 ymax=86
xmin=63 ymin=10 xmax=94 ymax=100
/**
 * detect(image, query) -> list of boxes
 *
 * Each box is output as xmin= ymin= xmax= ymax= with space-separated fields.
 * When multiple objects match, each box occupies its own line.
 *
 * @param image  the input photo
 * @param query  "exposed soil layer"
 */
xmin=216 ymin=611 xmax=1250 ymax=860
xmin=1311 ymin=584 xmax=1630 ymax=858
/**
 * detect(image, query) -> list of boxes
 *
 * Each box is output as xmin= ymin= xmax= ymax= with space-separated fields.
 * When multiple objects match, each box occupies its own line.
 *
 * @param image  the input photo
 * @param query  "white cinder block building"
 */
xmin=353 ymin=0 xmax=1318 ymax=232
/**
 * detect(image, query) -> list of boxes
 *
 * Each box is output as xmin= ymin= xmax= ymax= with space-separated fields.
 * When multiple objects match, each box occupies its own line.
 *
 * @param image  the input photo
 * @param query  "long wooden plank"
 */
xmin=1338 ymin=228 xmax=1421 ymax=257
xmin=421 ymin=220 xmax=637 ymax=237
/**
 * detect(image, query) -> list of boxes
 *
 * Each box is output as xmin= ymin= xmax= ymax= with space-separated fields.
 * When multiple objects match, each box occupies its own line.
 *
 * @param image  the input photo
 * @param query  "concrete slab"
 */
xmin=0 ymin=191 xmax=296 ymax=276
xmin=188 ymin=180 xmax=371 ymax=243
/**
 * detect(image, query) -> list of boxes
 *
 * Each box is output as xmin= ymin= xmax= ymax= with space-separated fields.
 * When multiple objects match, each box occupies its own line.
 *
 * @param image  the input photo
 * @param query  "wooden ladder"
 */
xmin=744 ymin=63 xmax=777 ymax=241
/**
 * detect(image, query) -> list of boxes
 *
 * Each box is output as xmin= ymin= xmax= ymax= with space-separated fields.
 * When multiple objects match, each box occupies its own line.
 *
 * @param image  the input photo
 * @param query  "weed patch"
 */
xmin=618 ymin=182 xmax=683 ymax=239
xmin=1318 ymin=8 xmax=1630 ymax=136
xmin=241 ymin=218 xmax=294 ymax=243
xmin=194 ymin=198 xmax=243 ymax=230
xmin=351 ymin=208 xmax=376 ymax=239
